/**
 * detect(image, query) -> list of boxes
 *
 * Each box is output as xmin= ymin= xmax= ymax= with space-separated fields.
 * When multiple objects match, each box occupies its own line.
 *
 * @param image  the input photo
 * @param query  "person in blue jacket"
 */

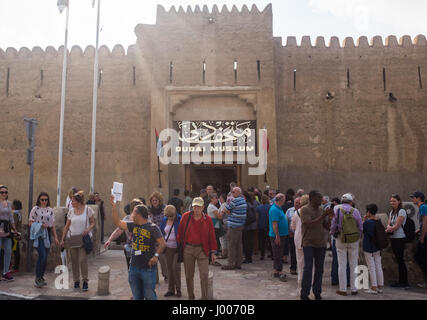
xmin=160 ymin=205 xmax=182 ymax=297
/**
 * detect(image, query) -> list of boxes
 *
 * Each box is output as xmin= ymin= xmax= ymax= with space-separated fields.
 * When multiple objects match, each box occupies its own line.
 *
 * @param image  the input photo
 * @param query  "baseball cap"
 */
xmin=192 ymin=197 xmax=204 ymax=208
xmin=341 ymin=193 xmax=353 ymax=202
xmin=410 ymin=191 xmax=425 ymax=199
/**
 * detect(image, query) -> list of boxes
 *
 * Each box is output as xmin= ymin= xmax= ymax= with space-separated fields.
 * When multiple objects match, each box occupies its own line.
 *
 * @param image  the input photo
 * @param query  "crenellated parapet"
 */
xmin=0 ymin=44 xmax=135 ymax=60
xmin=154 ymin=3 xmax=272 ymax=27
xmin=279 ymin=34 xmax=427 ymax=48
xmin=156 ymin=3 xmax=271 ymax=16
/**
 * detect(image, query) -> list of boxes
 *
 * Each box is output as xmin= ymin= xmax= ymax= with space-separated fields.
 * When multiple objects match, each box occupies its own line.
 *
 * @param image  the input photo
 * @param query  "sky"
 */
xmin=0 ymin=0 xmax=426 ymax=51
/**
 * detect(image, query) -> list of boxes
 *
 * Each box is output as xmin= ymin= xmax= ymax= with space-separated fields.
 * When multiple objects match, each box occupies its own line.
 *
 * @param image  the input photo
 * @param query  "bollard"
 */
xmin=208 ymin=271 xmax=214 ymax=300
xmin=97 ymin=266 xmax=110 ymax=296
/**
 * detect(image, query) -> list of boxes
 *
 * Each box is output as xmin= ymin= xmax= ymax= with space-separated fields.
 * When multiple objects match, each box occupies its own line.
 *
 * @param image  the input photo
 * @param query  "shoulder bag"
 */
xmin=161 ymin=220 xmax=175 ymax=254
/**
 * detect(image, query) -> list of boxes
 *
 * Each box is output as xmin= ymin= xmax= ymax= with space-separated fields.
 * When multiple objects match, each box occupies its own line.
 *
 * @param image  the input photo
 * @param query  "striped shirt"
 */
xmin=226 ymin=196 xmax=247 ymax=229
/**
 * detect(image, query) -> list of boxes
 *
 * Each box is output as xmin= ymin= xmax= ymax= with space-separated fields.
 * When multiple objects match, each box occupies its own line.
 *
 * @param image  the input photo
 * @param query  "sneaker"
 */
xmin=417 ymin=282 xmax=427 ymax=288
xmin=74 ymin=281 xmax=80 ymax=289
xmin=2 ymin=272 xmax=14 ymax=282
xmin=364 ymin=289 xmax=377 ymax=295
xmin=391 ymin=282 xmax=409 ymax=289
xmin=377 ymin=287 xmax=384 ymax=293
xmin=41 ymin=277 xmax=47 ymax=286
xmin=82 ymin=281 xmax=88 ymax=291
xmin=34 ymin=278 xmax=43 ymax=288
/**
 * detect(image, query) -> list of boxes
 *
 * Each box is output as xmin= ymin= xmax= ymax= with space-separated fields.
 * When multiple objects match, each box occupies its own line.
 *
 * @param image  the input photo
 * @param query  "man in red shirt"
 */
xmin=177 ymin=197 xmax=217 ymax=300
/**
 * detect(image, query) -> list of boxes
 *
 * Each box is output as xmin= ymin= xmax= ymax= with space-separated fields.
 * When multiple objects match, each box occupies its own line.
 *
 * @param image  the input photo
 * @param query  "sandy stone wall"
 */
xmin=274 ymin=34 xmax=427 ymax=212
xmin=0 ymin=44 xmax=152 ymax=235
xmin=1 ymin=3 xmax=426 ymax=235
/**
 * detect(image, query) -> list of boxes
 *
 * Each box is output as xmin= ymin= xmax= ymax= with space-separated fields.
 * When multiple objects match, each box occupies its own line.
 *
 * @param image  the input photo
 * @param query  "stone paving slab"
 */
xmin=0 ymin=249 xmax=426 ymax=300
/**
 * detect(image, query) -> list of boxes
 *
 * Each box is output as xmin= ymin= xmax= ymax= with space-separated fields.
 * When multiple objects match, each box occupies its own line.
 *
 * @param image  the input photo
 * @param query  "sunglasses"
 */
xmin=40 ymin=198 xmax=49 ymax=202
xmin=0 ymin=191 xmax=8 ymax=194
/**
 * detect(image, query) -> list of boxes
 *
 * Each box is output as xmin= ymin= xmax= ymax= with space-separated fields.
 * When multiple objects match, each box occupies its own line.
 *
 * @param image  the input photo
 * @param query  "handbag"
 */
xmin=217 ymin=220 xmax=226 ymax=238
xmin=82 ymin=206 xmax=93 ymax=254
xmin=177 ymin=212 xmax=193 ymax=263
xmin=65 ymin=235 xmax=83 ymax=249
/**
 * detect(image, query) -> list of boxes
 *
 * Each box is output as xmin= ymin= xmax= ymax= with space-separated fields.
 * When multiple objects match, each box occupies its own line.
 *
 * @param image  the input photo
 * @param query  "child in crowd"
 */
xmin=362 ymin=204 xmax=384 ymax=294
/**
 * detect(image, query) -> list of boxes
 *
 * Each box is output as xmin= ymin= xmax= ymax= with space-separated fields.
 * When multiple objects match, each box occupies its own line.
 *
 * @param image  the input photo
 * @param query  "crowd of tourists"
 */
xmin=0 ymin=183 xmax=426 ymax=301
xmin=107 ymin=183 xmax=427 ymax=300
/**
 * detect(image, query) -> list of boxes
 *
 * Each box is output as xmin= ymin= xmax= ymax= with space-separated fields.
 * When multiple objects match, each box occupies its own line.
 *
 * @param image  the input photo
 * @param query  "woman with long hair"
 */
xmin=60 ymin=191 xmax=95 ymax=292
xmin=29 ymin=192 xmax=59 ymax=287
xmin=385 ymin=194 xmax=409 ymax=288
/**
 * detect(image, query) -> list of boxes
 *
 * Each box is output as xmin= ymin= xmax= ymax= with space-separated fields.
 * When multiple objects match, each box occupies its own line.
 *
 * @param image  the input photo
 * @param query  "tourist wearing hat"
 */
xmin=410 ymin=191 xmax=427 ymax=288
xmin=177 ymin=197 xmax=217 ymax=300
xmin=330 ymin=193 xmax=363 ymax=296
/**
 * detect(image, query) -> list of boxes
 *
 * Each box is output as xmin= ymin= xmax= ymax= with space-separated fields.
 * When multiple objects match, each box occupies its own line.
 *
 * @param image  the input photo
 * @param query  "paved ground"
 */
xmin=0 ymin=248 xmax=426 ymax=300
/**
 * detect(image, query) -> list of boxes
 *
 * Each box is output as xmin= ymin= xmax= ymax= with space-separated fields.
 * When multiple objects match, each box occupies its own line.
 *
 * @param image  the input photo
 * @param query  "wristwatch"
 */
xmin=154 ymin=253 xmax=159 ymax=257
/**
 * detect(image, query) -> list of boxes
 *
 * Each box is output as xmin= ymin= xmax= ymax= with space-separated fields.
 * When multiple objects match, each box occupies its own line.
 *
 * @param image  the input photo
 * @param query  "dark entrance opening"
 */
xmin=186 ymin=164 xmax=241 ymax=197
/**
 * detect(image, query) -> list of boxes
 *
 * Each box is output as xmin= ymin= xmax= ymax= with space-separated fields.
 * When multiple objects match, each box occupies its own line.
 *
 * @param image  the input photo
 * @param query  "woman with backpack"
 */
xmin=362 ymin=204 xmax=384 ymax=294
xmin=385 ymin=194 xmax=409 ymax=288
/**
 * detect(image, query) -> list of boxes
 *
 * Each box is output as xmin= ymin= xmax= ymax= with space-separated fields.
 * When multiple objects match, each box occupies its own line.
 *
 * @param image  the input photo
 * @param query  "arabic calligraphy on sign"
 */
xmin=175 ymin=120 xmax=256 ymax=145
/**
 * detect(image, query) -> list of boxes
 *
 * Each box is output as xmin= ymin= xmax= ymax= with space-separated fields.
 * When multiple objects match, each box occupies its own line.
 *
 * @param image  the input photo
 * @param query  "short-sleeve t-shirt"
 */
xmin=300 ymin=205 xmax=328 ymax=248
xmin=268 ymin=203 xmax=289 ymax=237
xmin=29 ymin=206 xmax=55 ymax=227
xmin=127 ymin=222 xmax=162 ymax=269
xmin=67 ymin=206 xmax=95 ymax=237
xmin=207 ymin=203 xmax=220 ymax=229
xmin=390 ymin=209 xmax=407 ymax=239
xmin=419 ymin=204 xmax=427 ymax=231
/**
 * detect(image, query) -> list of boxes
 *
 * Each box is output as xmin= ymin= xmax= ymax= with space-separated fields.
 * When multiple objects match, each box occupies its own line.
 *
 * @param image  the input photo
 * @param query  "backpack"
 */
xmin=402 ymin=211 xmax=415 ymax=243
xmin=373 ymin=220 xmax=388 ymax=250
xmin=339 ymin=207 xmax=360 ymax=243
xmin=245 ymin=204 xmax=256 ymax=226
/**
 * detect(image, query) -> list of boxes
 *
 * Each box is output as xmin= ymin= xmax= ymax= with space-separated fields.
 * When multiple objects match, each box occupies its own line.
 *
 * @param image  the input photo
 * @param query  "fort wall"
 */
xmin=0 ymin=44 xmax=152 ymax=234
xmin=0 ymin=4 xmax=426 ymax=234
xmin=274 ymin=34 xmax=427 ymax=210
